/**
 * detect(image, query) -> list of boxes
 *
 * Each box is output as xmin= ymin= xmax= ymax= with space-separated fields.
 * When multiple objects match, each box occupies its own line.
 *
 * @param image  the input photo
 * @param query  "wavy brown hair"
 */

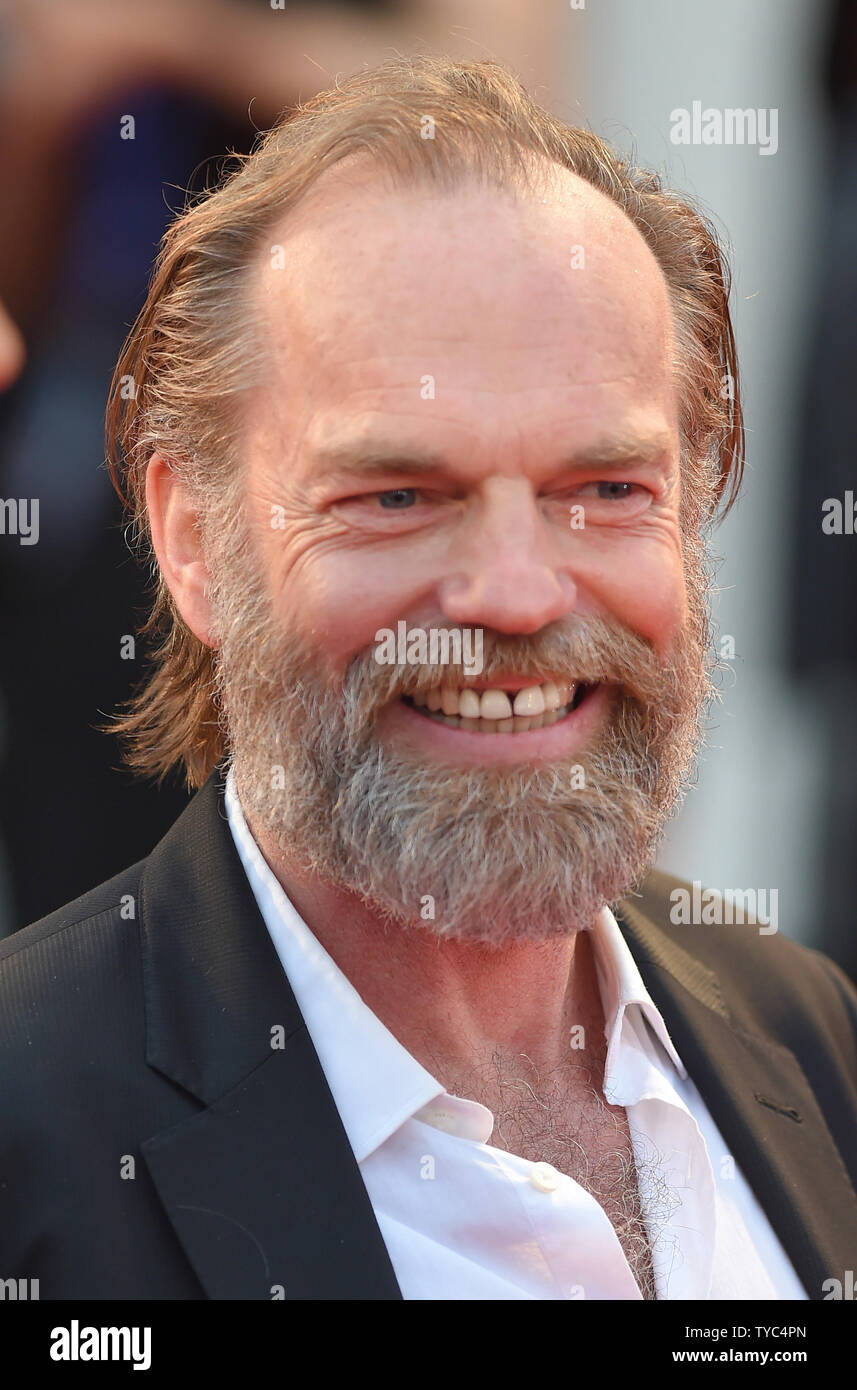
xmin=104 ymin=52 xmax=744 ymax=791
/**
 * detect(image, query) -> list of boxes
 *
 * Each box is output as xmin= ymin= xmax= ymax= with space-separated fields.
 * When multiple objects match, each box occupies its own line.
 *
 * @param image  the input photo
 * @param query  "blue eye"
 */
xmin=596 ymin=481 xmax=634 ymax=499
xmin=378 ymin=489 xmax=417 ymax=509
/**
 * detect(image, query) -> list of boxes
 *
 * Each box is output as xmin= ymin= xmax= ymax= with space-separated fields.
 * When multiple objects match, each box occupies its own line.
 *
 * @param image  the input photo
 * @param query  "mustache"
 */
xmin=337 ymin=614 xmax=683 ymax=714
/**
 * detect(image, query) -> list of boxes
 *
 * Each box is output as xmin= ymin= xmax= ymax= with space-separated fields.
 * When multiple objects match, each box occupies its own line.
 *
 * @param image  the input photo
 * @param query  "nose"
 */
xmin=0 ymin=299 xmax=25 ymax=392
xmin=437 ymin=480 xmax=577 ymax=635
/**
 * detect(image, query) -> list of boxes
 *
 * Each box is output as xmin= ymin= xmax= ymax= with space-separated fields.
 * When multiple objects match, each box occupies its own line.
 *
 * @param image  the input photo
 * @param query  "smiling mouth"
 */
xmin=400 ymin=678 xmax=596 ymax=733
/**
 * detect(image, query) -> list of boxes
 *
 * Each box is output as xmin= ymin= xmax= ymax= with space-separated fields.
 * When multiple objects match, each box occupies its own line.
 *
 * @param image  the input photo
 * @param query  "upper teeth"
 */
xmin=414 ymin=680 xmax=576 ymax=720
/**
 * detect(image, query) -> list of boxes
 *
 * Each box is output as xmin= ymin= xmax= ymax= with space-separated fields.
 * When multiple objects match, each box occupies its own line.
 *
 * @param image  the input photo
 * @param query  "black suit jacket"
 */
xmin=2 ymin=768 xmax=856 ymax=1300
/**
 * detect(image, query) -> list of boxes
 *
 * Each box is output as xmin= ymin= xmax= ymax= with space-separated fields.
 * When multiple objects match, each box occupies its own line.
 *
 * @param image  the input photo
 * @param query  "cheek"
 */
xmin=587 ymin=539 xmax=688 ymax=652
xmin=265 ymin=528 xmax=428 ymax=671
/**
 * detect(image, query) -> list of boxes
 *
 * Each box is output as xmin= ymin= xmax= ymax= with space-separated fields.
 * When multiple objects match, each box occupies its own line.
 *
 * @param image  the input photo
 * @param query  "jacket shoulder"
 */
xmin=0 ymin=859 xmax=146 ymax=1045
xmin=627 ymin=865 xmax=853 ymax=978
xmin=621 ymin=866 xmax=857 ymax=1072
xmin=3 ymin=859 xmax=144 ymax=944
xmin=0 ymin=851 xmax=208 ymax=1298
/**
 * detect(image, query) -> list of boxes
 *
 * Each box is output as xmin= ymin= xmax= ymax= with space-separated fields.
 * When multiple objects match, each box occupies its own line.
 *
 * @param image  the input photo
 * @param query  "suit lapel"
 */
xmin=616 ymin=896 xmax=857 ymax=1299
xmin=138 ymin=768 xmax=402 ymax=1300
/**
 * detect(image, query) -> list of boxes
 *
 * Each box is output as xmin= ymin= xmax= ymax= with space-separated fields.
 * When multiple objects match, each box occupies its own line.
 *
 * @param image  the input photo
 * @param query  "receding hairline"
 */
xmin=255 ymin=143 xmax=654 ymax=261
xmin=248 ymin=146 xmax=672 ymax=342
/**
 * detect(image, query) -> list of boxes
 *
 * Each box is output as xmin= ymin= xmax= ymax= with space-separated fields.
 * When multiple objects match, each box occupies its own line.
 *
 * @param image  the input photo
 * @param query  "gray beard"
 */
xmin=209 ymin=535 xmax=712 ymax=945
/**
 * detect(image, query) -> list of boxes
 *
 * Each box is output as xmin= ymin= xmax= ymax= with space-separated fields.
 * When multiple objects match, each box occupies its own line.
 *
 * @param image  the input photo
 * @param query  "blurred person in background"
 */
xmin=0 ymin=299 xmax=24 ymax=389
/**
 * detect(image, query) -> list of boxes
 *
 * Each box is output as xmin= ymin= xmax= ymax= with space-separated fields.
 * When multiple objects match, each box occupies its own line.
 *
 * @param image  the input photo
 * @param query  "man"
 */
xmin=1 ymin=55 xmax=856 ymax=1301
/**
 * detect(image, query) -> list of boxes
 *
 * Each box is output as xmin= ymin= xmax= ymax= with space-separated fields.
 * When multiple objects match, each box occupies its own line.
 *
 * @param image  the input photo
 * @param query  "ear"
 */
xmin=146 ymin=453 xmax=218 ymax=648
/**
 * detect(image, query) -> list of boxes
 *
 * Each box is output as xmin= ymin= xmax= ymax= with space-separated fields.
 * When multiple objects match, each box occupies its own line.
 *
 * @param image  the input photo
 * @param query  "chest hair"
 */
xmin=442 ymin=1047 xmax=679 ymax=1300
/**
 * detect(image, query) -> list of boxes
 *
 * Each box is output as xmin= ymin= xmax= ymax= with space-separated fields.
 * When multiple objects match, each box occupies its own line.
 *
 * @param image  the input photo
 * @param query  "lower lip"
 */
xmin=379 ymin=684 xmax=613 ymax=764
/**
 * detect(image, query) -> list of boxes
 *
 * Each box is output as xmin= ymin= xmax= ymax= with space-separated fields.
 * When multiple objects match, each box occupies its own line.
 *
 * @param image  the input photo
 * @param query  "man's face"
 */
xmin=207 ymin=166 xmax=711 ymax=942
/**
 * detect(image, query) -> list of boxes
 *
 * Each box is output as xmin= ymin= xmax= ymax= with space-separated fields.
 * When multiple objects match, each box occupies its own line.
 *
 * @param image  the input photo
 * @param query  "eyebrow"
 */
xmin=312 ymin=432 xmax=673 ymax=481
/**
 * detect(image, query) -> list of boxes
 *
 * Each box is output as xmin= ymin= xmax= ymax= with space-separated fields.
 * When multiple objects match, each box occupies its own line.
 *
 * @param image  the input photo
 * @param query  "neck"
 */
xmin=249 ymin=810 xmax=607 ymax=1085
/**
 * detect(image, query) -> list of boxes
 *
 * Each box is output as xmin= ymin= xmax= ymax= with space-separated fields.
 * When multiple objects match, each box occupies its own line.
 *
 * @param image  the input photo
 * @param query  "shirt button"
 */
xmin=529 ymin=1161 xmax=561 ymax=1192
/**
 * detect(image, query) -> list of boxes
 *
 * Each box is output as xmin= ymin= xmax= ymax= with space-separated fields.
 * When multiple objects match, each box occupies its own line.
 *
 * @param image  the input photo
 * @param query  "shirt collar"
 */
xmin=224 ymin=767 xmax=686 ymax=1162
xmin=590 ymin=906 xmax=688 ymax=1084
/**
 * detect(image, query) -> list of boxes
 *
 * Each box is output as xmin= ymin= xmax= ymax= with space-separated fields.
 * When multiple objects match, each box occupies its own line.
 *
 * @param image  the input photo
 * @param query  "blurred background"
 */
xmin=0 ymin=0 xmax=854 ymax=980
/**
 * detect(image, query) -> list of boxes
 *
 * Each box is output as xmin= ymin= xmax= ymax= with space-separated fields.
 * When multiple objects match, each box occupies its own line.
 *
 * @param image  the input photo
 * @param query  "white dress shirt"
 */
xmin=224 ymin=769 xmax=807 ymax=1300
